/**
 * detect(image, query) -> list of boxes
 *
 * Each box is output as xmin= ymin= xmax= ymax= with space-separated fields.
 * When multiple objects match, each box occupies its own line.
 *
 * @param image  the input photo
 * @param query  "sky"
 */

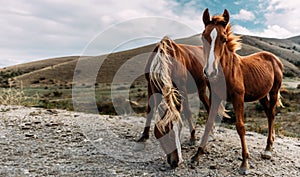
xmin=1 ymin=0 xmax=299 ymax=68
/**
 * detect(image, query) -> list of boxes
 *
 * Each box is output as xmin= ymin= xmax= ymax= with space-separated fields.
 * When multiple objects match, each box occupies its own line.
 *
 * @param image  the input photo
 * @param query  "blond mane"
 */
xmin=150 ymin=37 xmax=183 ymax=133
xmin=211 ymin=15 xmax=242 ymax=52
xmin=155 ymin=87 xmax=182 ymax=133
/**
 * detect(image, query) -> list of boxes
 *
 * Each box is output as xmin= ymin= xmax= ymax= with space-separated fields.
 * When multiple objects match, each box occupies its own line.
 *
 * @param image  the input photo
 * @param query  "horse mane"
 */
xmin=211 ymin=15 xmax=241 ymax=52
xmin=150 ymin=36 xmax=183 ymax=133
xmin=159 ymin=36 xmax=188 ymax=68
xmin=155 ymin=87 xmax=182 ymax=133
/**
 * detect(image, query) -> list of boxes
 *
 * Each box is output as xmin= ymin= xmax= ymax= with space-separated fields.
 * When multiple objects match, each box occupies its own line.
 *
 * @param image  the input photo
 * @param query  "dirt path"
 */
xmin=0 ymin=105 xmax=299 ymax=176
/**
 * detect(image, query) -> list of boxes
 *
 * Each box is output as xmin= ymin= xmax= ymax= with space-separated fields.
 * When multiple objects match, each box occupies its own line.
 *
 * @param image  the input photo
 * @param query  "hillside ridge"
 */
xmin=1 ymin=34 xmax=300 ymax=87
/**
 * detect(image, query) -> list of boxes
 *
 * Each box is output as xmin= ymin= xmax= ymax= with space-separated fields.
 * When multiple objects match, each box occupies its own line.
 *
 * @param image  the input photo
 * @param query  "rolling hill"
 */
xmin=1 ymin=34 xmax=300 ymax=88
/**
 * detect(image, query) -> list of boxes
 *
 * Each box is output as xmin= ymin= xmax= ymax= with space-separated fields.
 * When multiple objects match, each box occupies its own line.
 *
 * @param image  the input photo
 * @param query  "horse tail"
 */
xmin=150 ymin=36 xmax=182 ymax=133
xmin=276 ymin=91 xmax=284 ymax=107
xmin=218 ymin=101 xmax=230 ymax=118
xmin=273 ymin=54 xmax=284 ymax=108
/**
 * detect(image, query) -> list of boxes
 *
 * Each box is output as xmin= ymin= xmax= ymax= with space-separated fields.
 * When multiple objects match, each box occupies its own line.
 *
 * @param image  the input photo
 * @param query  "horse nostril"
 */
xmin=167 ymin=154 xmax=171 ymax=165
xmin=205 ymin=69 xmax=218 ymax=78
xmin=211 ymin=69 xmax=217 ymax=77
xmin=204 ymin=68 xmax=208 ymax=77
xmin=167 ymin=154 xmax=179 ymax=168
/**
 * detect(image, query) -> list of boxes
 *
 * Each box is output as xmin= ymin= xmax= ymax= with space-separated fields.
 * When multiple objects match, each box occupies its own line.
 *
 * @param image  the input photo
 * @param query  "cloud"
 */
xmin=232 ymin=9 xmax=255 ymax=21
xmin=0 ymin=0 xmax=299 ymax=67
xmin=232 ymin=0 xmax=300 ymax=39
xmin=265 ymin=0 xmax=300 ymax=36
xmin=233 ymin=24 xmax=293 ymax=38
xmin=0 ymin=0 xmax=205 ymax=67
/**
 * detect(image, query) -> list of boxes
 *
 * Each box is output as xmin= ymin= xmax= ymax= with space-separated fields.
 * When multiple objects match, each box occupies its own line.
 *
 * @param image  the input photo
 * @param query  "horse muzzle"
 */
xmin=204 ymin=67 xmax=218 ymax=78
xmin=167 ymin=153 xmax=183 ymax=168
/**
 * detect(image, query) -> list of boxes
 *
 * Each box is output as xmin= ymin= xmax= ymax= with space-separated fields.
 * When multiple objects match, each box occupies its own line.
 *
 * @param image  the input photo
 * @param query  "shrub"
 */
xmin=0 ymin=88 xmax=40 ymax=106
xmin=0 ymin=88 xmax=27 ymax=105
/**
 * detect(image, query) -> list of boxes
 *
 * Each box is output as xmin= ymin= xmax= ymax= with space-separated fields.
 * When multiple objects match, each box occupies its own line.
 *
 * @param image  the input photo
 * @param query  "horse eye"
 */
xmin=222 ymin=37 xmax=227 ymax=43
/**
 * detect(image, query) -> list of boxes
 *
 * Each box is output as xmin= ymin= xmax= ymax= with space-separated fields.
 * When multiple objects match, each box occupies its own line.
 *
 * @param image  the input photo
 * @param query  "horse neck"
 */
xmin=172 ymin=44 xmax=187 ymax=66
xmin=219 ymin=47 xmax=240 ymax=78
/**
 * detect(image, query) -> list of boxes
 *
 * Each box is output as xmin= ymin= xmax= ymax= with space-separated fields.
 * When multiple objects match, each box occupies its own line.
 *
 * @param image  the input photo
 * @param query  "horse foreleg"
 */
xmin=233 ymin=97 xmax=249 ymax=175
xmin=180 ymin=88 xmax=196 ymax=145
xmin=137 ymin=114 xmax=152 ymax=142
xmin=137 ymin=84 xmax=161 ymax=142
xmin=190 ymin=94 xmax=220 ymax=164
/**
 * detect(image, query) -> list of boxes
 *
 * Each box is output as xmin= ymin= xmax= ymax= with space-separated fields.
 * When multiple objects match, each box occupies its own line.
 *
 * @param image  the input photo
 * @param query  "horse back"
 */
xmin=176 ymin=44 xmax=206 ymax=93
xmin=145 ymin=38 xmax=206 ymax=94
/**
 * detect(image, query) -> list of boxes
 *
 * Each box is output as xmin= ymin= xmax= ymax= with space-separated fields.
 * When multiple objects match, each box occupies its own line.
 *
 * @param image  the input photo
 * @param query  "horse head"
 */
xmin=202 ymin=8 xmax=240 ymax=78
xmin=153 ymin=87 xmax=183 ymax=168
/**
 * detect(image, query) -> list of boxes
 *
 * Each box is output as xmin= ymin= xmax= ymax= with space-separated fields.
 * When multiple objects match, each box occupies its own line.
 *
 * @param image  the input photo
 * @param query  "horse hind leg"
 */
xmin=259 ymin=92 xmax=278 ymax=159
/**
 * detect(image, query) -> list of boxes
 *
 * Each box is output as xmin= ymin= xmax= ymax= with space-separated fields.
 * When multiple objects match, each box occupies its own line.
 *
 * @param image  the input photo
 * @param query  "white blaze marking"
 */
xmin=207 ymin=28 xmax=217 ymax=75
xmin=173 ymin=122 xmax=183 ymax=164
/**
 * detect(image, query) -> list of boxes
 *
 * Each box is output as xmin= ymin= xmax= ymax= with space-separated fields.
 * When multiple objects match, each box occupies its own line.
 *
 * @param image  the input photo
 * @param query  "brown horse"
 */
xmin=191 ymin=9 xmax=283 ymax=175
xmin=137 ymin=36 xmax=211 ymax=168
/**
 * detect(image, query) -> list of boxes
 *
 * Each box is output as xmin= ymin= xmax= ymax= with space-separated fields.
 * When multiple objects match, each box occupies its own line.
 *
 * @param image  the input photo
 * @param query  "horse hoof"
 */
xmin=239 ymin=166 xmax=249 ymax=175
xmin=189 ymin=139 xmax=196 ymax=146
xmin=189 ymin=158 xmax=199 ymax=169
xmin=136 ymin=135 xmax=149 ymax=143
xmin=133 ymin=142 xmax=145 ymax=151
xmin=208 ymin=134 xmax=215 ymax=142
xmin=188 ymin=161 xmax=197 ymax=169
xmin=261 ymin=150 xmax=272 ymax=159
xmin=190 ymin=154 xmax=200 ymax=165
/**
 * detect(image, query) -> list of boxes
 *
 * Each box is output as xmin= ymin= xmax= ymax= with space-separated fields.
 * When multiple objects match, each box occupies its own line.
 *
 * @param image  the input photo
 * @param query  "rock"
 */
xmin=20 ymin=123 xmax=31 ymax=130
xmin=33 ymin=120 xmax=42 ymax=124
xmin=133 ymin=142 xmax=145 ymax=151
xmin=209 ymin=164 xmax=218 ymax=169
xmin=25 ymin=133 xmax=35 ymax=138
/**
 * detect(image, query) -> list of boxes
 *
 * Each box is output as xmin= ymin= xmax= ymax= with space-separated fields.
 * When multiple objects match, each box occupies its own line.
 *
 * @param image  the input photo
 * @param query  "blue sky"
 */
xmin=0 ymin=0 xmax=299 ymax=67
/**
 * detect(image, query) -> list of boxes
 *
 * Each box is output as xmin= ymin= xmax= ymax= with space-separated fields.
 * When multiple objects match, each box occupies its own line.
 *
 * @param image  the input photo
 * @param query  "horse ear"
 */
xmin=223 ymin=9 xmax=230 ymax=27
xmin=203 ymin=8 xmax=210 ymax=26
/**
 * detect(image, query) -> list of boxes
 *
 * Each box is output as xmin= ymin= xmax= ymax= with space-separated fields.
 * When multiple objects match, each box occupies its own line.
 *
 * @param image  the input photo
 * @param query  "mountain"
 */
xmin=1 ymin=34 xmax=300 ymax=88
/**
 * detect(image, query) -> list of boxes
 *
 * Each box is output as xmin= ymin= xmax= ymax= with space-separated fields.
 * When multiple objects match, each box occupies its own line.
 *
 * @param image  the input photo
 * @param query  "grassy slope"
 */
xmin=0 ymin=35 xmax=299 ymax=137
xmin=1 ymin=34 xmax=299 ymax=88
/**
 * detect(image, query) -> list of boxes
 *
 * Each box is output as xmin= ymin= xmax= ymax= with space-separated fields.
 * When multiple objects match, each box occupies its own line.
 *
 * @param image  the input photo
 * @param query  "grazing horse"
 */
xmin=137 ymin=36 xmax=211 ymax=168
xmin=191 ymin=9 xmax=283 ymax=175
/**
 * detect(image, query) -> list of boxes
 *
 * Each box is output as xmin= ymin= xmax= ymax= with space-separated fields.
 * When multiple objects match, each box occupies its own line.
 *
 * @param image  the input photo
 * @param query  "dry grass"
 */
xmin=0 ymin=87 xmax=28 ymax=105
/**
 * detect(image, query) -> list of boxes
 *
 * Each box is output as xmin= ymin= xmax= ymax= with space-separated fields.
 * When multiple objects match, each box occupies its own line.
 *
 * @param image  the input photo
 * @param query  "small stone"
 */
xmin=133 ymin=142 xmax=145 ymax=151
xmin=25 ymin=133 xmax=35 ymax=137
xmin=20 ymin=123 xmax=31 ymax=130
xmin=47 ymin=109 xmax=58 ymax=114
xmin=51 ymin=123 xmax=59 ymax=126
xmin=33 ymin=120 xmax=41 ymax=124
xmin=159 ymin=166 xmax=168 ymax=171
xmin=45 ymin=123 xmax=59 ymax=127
xmin=24 ymin=122 xmax=32 ymax=126
xmin=209 ymin=164 xmax=218 ymax=169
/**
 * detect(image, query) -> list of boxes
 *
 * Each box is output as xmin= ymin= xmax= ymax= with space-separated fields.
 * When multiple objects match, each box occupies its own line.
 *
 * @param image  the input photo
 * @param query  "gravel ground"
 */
xmin=0 ymin=105 xmax=299 ymax=177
